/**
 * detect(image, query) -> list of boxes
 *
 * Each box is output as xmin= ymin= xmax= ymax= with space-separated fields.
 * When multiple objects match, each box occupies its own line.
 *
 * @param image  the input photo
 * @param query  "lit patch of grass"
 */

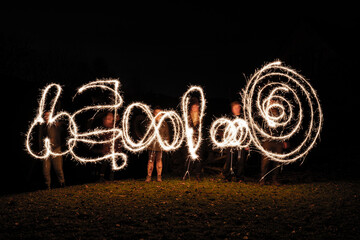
xmin=1 ymin=178 xmax=359 ymax=239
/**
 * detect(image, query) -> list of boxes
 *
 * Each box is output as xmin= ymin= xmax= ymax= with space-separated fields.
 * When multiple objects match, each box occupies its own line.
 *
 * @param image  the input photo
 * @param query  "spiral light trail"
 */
xmin=242 ymin=61 xmax=323 ymax=164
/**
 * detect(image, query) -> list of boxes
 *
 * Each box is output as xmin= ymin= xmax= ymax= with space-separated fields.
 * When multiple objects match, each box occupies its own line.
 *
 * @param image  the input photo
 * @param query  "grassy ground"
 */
xmin=1 ymin=177 xmax=359 ymax=240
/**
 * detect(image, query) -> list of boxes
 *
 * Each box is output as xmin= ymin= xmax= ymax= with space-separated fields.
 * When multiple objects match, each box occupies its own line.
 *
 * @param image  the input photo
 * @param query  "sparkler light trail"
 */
xmin=26 ymin=61 xmax=323 ymax=171
xmin=68 ymin=80 xmax=127 ymax=170
xmin=121 ymin=102 xmax=184 ymax=152
xmin=26 ymin=80 xmax=195 ymax=170
xmin=26 ymin=80 xmax=128 ymax=170
xmin=210 ymin=117 xmax=251 ymax=150
xmin=26 ymin=83 xmax=74 ymax=159
xmin=181 ymin=86 xmax=206 ymax=160
xmin=242 ymin=61 xmax=323 ymax=164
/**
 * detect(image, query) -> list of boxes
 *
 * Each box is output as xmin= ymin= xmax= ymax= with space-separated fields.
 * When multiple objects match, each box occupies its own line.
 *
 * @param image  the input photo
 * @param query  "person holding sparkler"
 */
xmin=222 ymin=101 xmax=249 ymax=182
xmin=99 ymin=112 xmax=122 ymax=182
xmin=40 ymin=112 xmax=65 ymax=189
xmin=183 ymin=97 xmax=205 ymax=181
xmin=259 ymin=99 xmax=288 ymax=186
xmin=145 ymin=106 xmax=170 ymax=182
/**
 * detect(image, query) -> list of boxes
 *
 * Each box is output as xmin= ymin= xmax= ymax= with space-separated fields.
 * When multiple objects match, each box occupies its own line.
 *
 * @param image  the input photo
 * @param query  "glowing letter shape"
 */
xmin=210 ymin=117 xmax=251 ymax=149
xmin=26 ymin=84 xmax=73 ymax=159
xmin=181 ymin=86 xmax=206 ymax=160
xmin=122 ymin=102 xmax=184 ymax=152
xmin=68 ymin=80 xmax=127 ymax=170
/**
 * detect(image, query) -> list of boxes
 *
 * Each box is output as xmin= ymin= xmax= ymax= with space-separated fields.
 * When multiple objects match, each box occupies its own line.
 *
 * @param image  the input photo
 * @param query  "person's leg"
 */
xmin=271 ymin=161 xmax=280 ymax=185
xmin=222 ymin=148 xmax=232 ymax=181
xmin=260 ymin=141 xmax=271 ymax=184
xmin=155 ymin=151 xmax=163 ymax=182
xmin=99 ymin=162 xmax=107 ymax=182
xmin=109 ymin=167 xmax=114 ymax=181
xmin=260 ymin=155 xmax=270 ymax=184
xmin=43 ymin=158 xmax=51 ymax=189
xmin=271 ymin=142 xmax=283 ymax=185
xmin=194 ymin=145 xmax=206 ymax=181
xmin=235 ymin=149 xmax=246 ymax=182
xmin=146 ymin=151 xmax=155 ymax=182
xmin=193 ymin=160 xmax=202 ymax=181
xmin=52 ymin=153 xmax=65 ymax=187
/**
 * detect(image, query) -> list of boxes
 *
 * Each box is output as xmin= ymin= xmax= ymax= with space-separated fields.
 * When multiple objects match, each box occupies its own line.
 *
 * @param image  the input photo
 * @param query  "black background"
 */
xmin=2 ymin=4 xmax=359 ymax=193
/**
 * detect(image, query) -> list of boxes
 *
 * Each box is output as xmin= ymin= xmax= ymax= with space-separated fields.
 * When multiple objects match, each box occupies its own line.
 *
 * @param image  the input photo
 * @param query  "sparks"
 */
xmin=26 ymin=80 xmax=128 ymax=170
xmin=242 ymin=61 xmax=323 ymax=164
xmin=26 ymin=81 xmax=204 ymax=170
xmin=26 ymin=61 xmax=323 ymax=170
xmin=210 ymin=117 xmax=251 ymax=150
xmin=181 ymin=86 xmax=206 ymax=160
xmin=121 ymin=102 xmax=184 ymax=152
xmin=68 ymin=80 xmax=127 ymax=170
xmin=26 ymin=83 xmax=75 ymax=159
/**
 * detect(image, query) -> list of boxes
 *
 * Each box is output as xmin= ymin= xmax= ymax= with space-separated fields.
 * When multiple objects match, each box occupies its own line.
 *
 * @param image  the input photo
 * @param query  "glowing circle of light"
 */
xmin=242 ymin=61 xmax=323 ymax=164
xmin=121 ymin=102 xmax=184 ymax=152
xmin=210 ymin=117 xmax=251 ymax=150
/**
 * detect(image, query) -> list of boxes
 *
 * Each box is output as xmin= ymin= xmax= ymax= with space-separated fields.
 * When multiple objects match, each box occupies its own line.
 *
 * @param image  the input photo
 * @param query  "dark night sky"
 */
xmin=4 ymin=7 xmax=358 ymax=97
xmin=2 ymin=5 xmax=360 ymax=192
